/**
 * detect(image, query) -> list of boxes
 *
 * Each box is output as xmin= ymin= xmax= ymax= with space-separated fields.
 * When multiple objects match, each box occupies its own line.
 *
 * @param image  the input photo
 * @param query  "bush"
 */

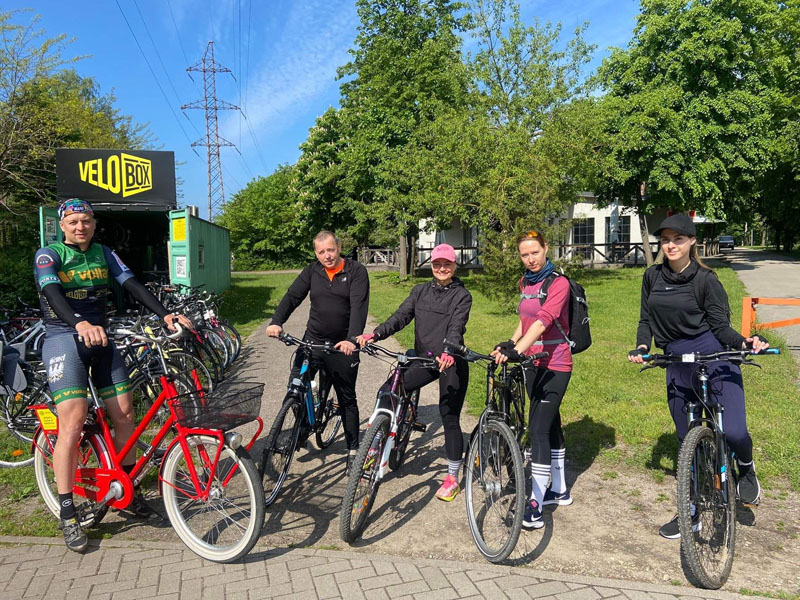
xmin=0 ymin=244 xmax=37 ymax=308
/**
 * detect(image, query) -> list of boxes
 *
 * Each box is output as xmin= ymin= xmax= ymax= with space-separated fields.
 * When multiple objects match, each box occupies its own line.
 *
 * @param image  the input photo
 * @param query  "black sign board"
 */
xmin=56 ymin=149 xmax=177 ymax=210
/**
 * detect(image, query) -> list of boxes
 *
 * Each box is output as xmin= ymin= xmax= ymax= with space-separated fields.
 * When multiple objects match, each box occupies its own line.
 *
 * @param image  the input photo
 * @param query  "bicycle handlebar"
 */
xmin=111 ymin=324 xmax=185 ymax=345
xmin=444 ymin=340 xmax=548 ymax=364
xmin=359 ymin=343 xmax=439 ymax=367
xmin=640 ymin=348 xmax=780 ymax=369
xmin=277 ymin=332 xmax=341 ymax=353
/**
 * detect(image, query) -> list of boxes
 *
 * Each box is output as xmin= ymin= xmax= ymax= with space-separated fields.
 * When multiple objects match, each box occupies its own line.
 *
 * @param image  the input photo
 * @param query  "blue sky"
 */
xmin=23 ymin=0 xmax=640 ymax=218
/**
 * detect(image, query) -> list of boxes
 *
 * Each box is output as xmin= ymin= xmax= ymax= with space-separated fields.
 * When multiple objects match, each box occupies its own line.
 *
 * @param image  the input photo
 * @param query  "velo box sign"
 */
xmin=56 ymin=149 xmax=176 ymax=208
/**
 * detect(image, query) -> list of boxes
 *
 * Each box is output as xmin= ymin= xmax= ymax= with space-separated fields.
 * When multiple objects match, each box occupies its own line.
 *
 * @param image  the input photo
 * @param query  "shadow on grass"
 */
xmin=221 ymin=276 xmax=280 ymax=335
xmin=647 ymin=432 xmax=679 ymax=478
xmin=563 ymin=415 xmax=616 ymax=486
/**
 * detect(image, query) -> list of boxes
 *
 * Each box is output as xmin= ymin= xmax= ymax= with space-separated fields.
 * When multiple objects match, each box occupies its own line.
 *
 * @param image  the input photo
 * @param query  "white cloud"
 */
xmin=219 ymin=0 xmax=357 ymax=142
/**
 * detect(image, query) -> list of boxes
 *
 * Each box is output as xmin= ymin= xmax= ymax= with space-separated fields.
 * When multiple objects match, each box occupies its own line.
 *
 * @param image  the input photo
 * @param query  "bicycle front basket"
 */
xmin=170 ymin=381 xmax=264 ymax=431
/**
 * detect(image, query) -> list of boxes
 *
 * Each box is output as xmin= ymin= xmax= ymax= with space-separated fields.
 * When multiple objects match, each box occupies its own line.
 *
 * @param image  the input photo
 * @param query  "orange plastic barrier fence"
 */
xmin=741 ymin=297 xmax=800 ymax=338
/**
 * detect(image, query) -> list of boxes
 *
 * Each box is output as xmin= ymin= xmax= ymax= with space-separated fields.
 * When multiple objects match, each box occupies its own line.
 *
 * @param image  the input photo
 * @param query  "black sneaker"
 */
xmin=60 ymin=517 xmax=88 ymax=553
xmin=659 ymin=513 xmax=701 ymax=539
xmin=738 ymin=467 xmax=761 ymax=506
xmin=345 ymin=453 xmax=356 ymax=478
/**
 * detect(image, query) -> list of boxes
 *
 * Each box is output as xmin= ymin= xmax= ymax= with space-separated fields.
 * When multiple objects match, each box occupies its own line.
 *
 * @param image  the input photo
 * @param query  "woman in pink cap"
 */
xmin=357 ymin=243 xmax=472 ymax=501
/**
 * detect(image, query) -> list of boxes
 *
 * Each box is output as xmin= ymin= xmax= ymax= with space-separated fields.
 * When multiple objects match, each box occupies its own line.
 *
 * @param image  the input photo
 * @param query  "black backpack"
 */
xmin=519 ymin=272 xmax=592 ymax=354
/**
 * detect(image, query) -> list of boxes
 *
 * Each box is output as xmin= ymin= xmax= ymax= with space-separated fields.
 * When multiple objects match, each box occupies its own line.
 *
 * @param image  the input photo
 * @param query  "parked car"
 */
xmin=719 ymin=235 xmax=735 ymax=251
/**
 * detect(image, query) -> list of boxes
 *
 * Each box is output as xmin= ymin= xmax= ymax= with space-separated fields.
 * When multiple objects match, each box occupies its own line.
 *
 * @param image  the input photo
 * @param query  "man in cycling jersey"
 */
xmin=34 ymin=198 xmax=193 ymax=552
xmin=266 ymin=231 xmax=369 ymax=473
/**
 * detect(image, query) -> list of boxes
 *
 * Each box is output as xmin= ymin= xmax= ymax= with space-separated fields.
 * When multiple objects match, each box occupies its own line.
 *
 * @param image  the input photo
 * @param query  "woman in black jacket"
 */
xmin=628 ymin=214 xmax=769 ymax=539
xmin=357 ymin=244 xmax=472 ymax=501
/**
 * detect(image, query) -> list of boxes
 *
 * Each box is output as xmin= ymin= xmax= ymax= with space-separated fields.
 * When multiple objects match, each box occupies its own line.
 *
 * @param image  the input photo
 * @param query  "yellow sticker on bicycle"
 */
xmin=36 ymin=408 xmax=58 ymax=431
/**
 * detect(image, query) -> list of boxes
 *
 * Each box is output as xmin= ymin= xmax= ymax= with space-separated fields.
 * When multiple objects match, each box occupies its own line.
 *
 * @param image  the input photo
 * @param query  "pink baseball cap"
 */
xmin=431 ymin=243 xmax=457 ymax=263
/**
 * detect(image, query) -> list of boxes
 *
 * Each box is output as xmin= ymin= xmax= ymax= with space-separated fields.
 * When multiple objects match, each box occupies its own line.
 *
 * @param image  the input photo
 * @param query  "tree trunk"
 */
xmin=761 ymin=228 xmax=766 ymax=247
xmin=636 ymin=182 xmax=654 ymax=266
xmin=399 ymin=235 xmax=408 ymax=279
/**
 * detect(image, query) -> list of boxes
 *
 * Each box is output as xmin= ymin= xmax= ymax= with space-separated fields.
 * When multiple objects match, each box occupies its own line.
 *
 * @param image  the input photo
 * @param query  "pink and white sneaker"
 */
xmin=435 ymin=474 xmax=460 ymax=501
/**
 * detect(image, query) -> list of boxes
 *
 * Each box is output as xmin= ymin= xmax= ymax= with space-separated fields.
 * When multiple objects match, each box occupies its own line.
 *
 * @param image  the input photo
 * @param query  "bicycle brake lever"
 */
xmin=639 ymin=364 xmax=657 ymax=373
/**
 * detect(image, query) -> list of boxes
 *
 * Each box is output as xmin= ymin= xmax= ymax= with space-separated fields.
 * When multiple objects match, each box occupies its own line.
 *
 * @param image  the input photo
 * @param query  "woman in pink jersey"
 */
xmin=491 ymin=230 xmax=573 ymax=530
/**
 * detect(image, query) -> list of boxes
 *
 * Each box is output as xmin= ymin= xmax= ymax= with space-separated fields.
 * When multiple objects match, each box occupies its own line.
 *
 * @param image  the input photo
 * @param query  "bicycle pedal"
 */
xmin=411 ymin=421 xmax=426 ymax=432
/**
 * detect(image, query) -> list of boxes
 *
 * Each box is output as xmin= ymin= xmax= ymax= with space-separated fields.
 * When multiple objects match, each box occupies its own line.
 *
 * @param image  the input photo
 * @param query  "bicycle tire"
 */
xmin=161 ymin=434 xmax=265 ymax=563
xmin=465 ymin=418 xmax=525 ymax=563
xmin=0 ymin=385 xmax=42 ymax=467
xmin=261 ymin=398 xmax=303 ymax=506
xmin=214 ymin=323 xmax=239 ymax=364
xmin=677 ymin=425 xmax=736 ymax=589
xmin=201 ymin=328 xmax=230 ymax=371
xmin=218 ymin=322 xmax=242 ymax=363
xmin=186 ymin=336 xmax=223 ymax=384
xmin=314 ymin=373 xmax=342 ymax=449
xmin=164 ymin=350 xmax=214 ymax=393
xmin=33 ymin=428 xmax=110 ymax=528
xmin=340 ymin=414 xmax=390 ymax=543
xmin=389 ymin=390 xmax=419 ymax=471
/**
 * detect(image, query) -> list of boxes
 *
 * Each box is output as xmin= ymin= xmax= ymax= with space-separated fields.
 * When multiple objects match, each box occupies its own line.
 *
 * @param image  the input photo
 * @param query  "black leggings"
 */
xmin=524 ymin=366 xmax=571 ymax=465
xmin=290 ymin=348 xmax=360 ymax=450
xmin=377 ymin=358 xmax=469 ymax=462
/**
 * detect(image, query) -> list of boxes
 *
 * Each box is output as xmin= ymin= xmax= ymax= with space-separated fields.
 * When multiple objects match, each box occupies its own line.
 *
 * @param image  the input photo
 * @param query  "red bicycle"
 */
xmin=30 ymin=326 xmax=266 ymax=562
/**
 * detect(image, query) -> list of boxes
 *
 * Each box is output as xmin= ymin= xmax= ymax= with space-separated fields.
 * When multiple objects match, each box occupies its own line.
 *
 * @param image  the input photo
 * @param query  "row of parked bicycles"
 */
xmin=0 ymin=288 xmax=778 ymax=587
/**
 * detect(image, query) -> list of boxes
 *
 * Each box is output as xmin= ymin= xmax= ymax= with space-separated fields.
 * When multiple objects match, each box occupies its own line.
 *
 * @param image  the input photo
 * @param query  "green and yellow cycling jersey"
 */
xmin=34 ymin=241 xmax=134 ymax=334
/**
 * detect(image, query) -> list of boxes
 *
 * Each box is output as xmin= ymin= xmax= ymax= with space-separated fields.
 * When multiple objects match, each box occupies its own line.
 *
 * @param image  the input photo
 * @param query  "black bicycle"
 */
xmin=339 ymin=343 xmax=433 ymax=543
xmin=639 ymin=348 xmax=779 ymax=589
xmin=261 ymin=333 xmax=343 ymax=506
xmin=445 ymin=341 xmax=547 ymax=563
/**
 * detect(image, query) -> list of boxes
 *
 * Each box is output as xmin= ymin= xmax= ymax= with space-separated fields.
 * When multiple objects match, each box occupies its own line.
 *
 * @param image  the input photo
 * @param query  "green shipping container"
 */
xmin=169 ymin=209 xmax=231 ymax=294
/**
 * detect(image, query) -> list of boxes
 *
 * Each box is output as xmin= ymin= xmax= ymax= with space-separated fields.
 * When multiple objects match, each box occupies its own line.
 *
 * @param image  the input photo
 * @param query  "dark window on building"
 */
xmin=572 ymin=218 xmax=595 ymax=259
xmin=605 ymin=215 xmax=631 ymax=243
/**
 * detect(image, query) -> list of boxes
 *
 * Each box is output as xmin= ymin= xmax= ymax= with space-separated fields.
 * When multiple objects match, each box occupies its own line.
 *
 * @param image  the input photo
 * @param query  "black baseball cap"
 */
xmin=654 ymin=214 xmax=696 ymax=237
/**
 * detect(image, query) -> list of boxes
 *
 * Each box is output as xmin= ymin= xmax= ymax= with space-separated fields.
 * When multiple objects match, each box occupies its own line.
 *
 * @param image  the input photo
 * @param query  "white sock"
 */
xmin=550 ymin=448 xmax=566 ymax=494
xmin=447 ymin=459 xmax=462 ymax=477
xmin=530 ymin=462 xmax=550 ymax=506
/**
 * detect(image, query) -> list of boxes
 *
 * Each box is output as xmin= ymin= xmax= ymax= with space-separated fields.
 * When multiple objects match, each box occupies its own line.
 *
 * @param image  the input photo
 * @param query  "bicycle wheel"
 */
xmin=33 ymin=429 xmax=110 ymax=528
xmin=340 ymin=414 xmax=390 ymax=543
xmin=465 ymin=418 xmax=525 ymax=563
xmin=186 ymin=336 xmax=223 ymax=384
xmin=314 ymin=373 xmax=342 ymax=449
xmin=161 ymin=435 xmax=265 ymax=563
xmin=218 ymin=322 xmax=242 ymax=363
xmin=165 ymin=350 xmax=214 ymax=393
xmin=261 ymin=398 xmax=303 ymax=506
xmin=0 ymin=388 xmax=40 ymax=467
xmin=677 ymin=425 xmax=737 ymax=589
xmin=389 ymin=390 xmax=419 ymax=471
xmin=201 ymin=328 xmax=230 ymax=371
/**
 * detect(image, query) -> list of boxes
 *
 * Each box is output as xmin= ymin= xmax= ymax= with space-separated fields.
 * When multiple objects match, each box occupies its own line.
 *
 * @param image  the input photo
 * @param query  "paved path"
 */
xmin=0 ymin=536 xmax=770 ymax=600
xmin=721 ymin=248 xmax=800 ymax=360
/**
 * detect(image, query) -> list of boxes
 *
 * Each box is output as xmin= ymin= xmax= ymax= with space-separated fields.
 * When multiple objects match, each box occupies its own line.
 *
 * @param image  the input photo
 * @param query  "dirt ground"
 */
xmin=13 ymin=303 xmax=800 ymax=597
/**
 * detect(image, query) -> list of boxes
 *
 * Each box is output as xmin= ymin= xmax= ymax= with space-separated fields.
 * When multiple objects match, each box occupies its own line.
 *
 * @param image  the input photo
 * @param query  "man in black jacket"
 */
xmin=267 ymin=231 xmax=369 ymax=469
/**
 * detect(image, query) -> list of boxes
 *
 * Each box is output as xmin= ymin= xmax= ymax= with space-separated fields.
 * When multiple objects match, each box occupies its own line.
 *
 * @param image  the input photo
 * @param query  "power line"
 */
xmin=114 ymin=0 xmax=199 ymax=158
xmin=132 ymin=0 xmax=189 ymax=114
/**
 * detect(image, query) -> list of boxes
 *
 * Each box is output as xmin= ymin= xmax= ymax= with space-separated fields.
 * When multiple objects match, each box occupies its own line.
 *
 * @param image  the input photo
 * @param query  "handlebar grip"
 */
xmin=443 ymin=340 xmax=467 ymax=355
xmin=761 ymin=348 xmax=780 ymax=355
xmin=529 ymin=352 xmax=549 ymax=360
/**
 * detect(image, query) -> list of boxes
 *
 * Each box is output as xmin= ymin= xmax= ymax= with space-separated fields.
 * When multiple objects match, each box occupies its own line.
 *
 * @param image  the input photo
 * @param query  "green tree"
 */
xmin=217 ymin=165 xmax=314 ymax=269
xmin=0 ymin=10 xmax=152 ymax=305
xmin=595 ymin=0 xmax=783 ymax=263
xmin=334 ymin=0 xmax=471 ymax=275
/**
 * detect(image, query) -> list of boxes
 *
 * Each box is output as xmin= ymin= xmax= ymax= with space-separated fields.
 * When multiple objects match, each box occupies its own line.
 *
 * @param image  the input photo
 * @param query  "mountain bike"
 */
xmin=339 ymin=343 xmax=434 ymax=543
xmin=30 ymin=326 xmax=266 ymax=562
xmin=445 ymin=341 xmax=547 ymax=563
xmin=639 ymin=348 xmax=779 ymax=589
xmin=260 ymin=332 xmax=343 ymax=506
